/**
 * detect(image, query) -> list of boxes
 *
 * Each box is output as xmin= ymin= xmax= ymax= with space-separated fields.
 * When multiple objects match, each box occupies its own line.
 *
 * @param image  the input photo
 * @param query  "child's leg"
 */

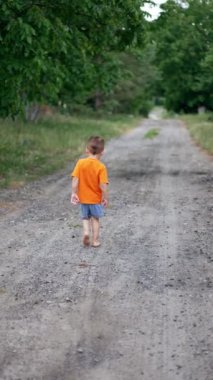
xmin=91 ymin=217 xmax=101 ymax=247
xmin=82 ymin=219 xmax=90 ymax=246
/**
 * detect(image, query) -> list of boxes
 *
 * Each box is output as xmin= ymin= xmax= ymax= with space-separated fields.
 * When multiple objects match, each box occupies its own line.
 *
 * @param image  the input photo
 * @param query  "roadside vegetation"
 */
xmin=162 ymin=109 xmax=213 ymax=155
xmin=0 ymin=115 xmax=140 ymax=188
xmin=181 ymin=114 xmax=213 ymax=155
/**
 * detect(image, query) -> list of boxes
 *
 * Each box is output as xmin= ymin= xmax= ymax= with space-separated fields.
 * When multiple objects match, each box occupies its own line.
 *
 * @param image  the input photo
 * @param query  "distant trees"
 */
xmin=105 ymin=46 xmax=160 ymax=116
xmin=152 ymin=0 xmax=213 ymax=112
xmin=0 ymin=0 xmax=149 ymax=118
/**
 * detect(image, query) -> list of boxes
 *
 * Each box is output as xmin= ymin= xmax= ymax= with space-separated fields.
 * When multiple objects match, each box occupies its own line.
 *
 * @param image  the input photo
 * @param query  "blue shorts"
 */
xmin=80 ymin=204 xmax=104 ymax=219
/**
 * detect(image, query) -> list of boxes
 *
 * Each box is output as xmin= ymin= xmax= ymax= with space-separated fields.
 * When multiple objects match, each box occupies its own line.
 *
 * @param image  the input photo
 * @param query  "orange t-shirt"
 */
xmin=71 ymin=157 xmax=108 ymax=204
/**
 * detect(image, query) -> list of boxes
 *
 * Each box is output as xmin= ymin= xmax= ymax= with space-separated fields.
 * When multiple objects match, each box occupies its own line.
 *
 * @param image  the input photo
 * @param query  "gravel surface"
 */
xmin=0 ymin=118 xmax=213 ymax=380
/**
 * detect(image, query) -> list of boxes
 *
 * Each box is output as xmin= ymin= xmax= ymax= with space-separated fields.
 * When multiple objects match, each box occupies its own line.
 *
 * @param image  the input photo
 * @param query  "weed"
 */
xmin=144 ymin=128 xmax=160 ymax=139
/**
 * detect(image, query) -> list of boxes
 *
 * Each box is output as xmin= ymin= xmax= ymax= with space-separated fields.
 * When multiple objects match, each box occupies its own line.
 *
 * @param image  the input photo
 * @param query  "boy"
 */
xmin=71 ymin=136 xmax=109 ymax=247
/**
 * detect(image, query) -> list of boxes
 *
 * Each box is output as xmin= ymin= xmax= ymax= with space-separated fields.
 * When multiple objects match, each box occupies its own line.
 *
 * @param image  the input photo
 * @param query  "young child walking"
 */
xmin=71 ymin=136 xmax=109 ymax=247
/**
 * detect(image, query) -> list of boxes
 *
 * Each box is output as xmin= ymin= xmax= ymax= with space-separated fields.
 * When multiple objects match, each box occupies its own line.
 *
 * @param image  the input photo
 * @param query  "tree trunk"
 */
xmin=94 ymin=90 xmax=102 ymax=110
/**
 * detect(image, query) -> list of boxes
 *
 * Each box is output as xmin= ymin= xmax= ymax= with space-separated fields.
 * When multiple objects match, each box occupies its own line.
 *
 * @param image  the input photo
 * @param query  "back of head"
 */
xmin=87 ymin=136 xmax=105 ymax=155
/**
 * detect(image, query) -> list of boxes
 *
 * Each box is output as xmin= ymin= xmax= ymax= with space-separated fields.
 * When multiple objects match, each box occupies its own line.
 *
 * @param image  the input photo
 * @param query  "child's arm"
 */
xmin=71 ymin=177 xmax=80 ymax=205
xmin=100 ymin=183 xmax=109 ymax=207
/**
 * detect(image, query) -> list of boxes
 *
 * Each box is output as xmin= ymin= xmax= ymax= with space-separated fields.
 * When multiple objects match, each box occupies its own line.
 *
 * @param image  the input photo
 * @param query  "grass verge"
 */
xmin=0 ymin=114 xmax=140 ymax=188
xmin=181 ymin=113 xmax=213 ymax=155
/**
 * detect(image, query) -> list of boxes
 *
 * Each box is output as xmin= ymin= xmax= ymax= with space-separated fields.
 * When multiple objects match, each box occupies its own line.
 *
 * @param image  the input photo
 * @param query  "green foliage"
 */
xmin=101 ymin=45 xmax=160 ymax=116
xmin=60 ymin=0 xmax=149 ymax=110
xmin=0 ymin=0 xmax=149 ymax=118
xmin=0 ymin=1 xmax=69 ymax=117
xmin=152 ymin=0 xmax=213 ymax=113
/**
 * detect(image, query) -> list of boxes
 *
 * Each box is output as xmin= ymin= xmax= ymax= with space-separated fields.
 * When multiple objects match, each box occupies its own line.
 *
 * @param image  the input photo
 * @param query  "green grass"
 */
xmin=144 ymin=128 xmax=160 ymax=139
xmin=0 ymin=114 xmax=140 ymax=188
xmin=181 ymin=113 xmax=213 ymax=155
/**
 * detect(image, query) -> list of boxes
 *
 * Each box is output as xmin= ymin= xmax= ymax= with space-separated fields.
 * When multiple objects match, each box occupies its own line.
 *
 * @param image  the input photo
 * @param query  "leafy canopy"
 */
xmin=0 ymin=0 xmax=149 ymax=117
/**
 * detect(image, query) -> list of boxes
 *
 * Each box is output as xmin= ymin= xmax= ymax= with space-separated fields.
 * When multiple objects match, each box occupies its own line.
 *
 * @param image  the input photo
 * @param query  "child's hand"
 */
xmin=102 ymin=199 xmax=108 ymax=208
xmin=71 ymin=193 xmax=79 ymax=205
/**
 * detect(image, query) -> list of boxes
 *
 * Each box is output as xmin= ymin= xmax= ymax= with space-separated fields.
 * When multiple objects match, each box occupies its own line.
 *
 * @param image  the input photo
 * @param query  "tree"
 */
xmin=58 ymin=0 xmax=149 ymax=110
xmin=151 ymin=0 xmax=213 ymax=112
xmin=0 ymin=1 xmax=69 ymax=117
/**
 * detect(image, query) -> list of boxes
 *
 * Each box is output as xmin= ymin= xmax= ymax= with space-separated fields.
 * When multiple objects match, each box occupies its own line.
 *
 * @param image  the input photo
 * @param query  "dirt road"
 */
xmin=0 ymin=118 xmax=212 ymax=380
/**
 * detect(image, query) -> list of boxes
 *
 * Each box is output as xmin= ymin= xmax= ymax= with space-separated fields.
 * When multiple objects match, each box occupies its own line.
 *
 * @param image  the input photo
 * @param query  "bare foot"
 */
xmin=92 ymin=241 xmax=101 ymax=248
xmin=83 ymin=235 xmax=90 ymax=247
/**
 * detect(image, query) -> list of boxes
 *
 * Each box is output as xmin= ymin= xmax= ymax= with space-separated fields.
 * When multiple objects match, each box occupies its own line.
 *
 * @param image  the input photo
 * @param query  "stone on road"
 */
xmin=0 ymin=119 xmax=212 ymax=380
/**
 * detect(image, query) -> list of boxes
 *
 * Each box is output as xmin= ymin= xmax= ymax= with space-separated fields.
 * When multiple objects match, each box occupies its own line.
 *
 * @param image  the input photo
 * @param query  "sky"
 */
xmin=143 ymin=0 xmax=167 ymax=20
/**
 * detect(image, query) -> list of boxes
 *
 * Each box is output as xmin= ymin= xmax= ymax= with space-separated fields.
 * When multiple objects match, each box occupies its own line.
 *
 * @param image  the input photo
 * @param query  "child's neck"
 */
xmin=88 ymin=153 xmax=101 ymax=160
